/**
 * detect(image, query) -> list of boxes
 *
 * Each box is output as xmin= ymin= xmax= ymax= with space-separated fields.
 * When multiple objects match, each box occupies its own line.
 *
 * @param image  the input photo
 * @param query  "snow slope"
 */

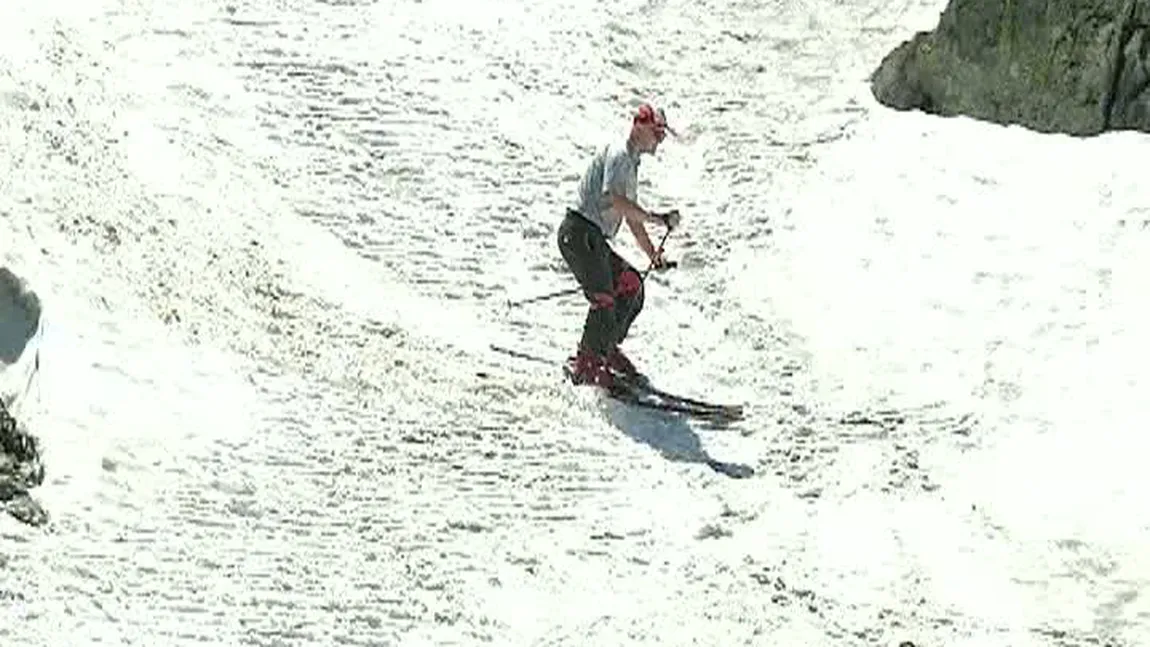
xmin=2 ymin=0 xmax=1148 ymax=645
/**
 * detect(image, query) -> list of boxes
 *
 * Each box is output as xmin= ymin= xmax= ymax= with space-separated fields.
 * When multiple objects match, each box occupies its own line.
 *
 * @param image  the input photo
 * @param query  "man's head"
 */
xmin=629 ymin=103 xmax=674 ymax=154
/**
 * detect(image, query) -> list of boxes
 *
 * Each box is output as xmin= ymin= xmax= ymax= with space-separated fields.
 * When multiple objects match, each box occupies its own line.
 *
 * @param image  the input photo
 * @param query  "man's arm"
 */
xmin=601 ymin=149 xmax=665 ymax=262
xmin=610 ymin=194 xmax=661 ymax=261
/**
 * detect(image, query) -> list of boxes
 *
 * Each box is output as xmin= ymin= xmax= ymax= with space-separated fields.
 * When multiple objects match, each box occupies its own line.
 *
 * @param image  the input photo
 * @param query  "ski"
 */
xmin=488 ymin=344 xmax=552 ymax=366
xmin=490 ymin=343 xmax=744 ymax=423
xmin=606 ymin=383 xmax=743 ymax=422
xmin=614 ymin=375 xmax=744 ymax=420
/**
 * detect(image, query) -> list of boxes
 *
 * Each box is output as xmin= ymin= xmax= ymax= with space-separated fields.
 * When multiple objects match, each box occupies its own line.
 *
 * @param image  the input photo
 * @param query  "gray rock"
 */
xmin=0 ymin=266 xmax=41 ymax=365
xmin=871 ymin=0 xmax=1150 ymax=136
xmin=0 ymin=399 xmax=46 ymax=527
xmin=0 ymin=267 xmax=47 ymax=527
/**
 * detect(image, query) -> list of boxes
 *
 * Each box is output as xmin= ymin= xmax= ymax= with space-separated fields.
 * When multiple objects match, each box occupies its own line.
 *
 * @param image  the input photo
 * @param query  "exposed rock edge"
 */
xmin=871 ymin=0 xmax=1150 ymax=136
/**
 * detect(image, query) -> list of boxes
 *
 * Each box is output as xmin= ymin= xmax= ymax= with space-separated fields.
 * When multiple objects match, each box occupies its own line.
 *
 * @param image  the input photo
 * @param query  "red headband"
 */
xmin=634 ymin=103 xmax=666 ymax=126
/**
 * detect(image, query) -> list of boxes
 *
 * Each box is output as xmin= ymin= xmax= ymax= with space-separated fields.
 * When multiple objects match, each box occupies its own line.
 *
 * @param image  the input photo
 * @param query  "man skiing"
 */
xmin=558 ymin=102 xmax=682 ymax=389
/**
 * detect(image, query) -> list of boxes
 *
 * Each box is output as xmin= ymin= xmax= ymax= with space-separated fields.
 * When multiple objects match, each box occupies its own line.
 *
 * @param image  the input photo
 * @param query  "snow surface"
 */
xmin=2 ymin=0 xmax=1149 ymax=645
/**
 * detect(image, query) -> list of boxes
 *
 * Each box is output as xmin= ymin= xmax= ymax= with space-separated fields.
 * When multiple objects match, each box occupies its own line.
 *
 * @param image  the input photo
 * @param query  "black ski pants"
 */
xmin=556 ymin=209 xmax=645 ymax=356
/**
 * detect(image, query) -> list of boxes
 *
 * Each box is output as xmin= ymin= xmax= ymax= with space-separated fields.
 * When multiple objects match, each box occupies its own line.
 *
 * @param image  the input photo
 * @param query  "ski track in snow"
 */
xmin=2 ymin=0 xmax=1149 ymax=645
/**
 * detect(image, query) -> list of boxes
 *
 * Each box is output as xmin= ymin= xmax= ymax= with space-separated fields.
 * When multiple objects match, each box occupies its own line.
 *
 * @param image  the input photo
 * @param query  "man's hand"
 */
xmin=653 ymin=209 xmax=681 ymax=231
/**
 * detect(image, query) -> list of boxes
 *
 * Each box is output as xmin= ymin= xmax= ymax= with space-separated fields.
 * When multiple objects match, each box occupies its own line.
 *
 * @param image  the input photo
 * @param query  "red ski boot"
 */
xmin=564 ymin=347 xmax=615 ymax=390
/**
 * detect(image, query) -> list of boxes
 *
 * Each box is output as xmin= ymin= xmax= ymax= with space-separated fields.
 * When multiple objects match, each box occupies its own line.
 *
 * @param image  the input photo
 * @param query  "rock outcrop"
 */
xmin=0 ymin=267 xmax=47 ymax=527
xmin=870 ymin=0 xmax=1150 ymax=136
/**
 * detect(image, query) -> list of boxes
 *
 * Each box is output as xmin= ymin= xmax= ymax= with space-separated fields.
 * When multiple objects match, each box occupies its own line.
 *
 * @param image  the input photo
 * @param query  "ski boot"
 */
xmin=605 ymin=345 xmax=648 ymax=388
xmin=564 ymin=347 xmax=615 ymax=390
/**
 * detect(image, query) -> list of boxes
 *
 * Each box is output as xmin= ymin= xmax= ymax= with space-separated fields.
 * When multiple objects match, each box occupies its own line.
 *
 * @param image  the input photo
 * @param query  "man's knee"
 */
xmin=614 ymin=269 xmax=642 ymax=299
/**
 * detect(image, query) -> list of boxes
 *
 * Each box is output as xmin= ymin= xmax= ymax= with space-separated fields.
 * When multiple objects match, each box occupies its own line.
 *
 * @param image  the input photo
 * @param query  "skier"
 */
xmin=558 ymin=102 xmax=682 ymax=389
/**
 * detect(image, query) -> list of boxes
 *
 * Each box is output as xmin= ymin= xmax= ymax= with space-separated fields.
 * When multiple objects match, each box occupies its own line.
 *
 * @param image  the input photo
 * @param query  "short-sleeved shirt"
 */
xmin=570 ymin=140 xmax=640 ymax=240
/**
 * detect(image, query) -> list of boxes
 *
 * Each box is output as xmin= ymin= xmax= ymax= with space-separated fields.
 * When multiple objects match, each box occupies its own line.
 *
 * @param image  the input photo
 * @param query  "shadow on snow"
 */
xmin=600 ymin=398 xmax=754 ymax=479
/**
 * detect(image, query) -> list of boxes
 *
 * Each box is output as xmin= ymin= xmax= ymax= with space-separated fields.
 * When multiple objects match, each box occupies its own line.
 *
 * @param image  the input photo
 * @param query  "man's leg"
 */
xmin=604 ymin=249 xmax=645 ymax=379
xmin=556 ymin=213 xmax=617 ymax=385
xmin=609 ymin=250 xmax=644 ymax=346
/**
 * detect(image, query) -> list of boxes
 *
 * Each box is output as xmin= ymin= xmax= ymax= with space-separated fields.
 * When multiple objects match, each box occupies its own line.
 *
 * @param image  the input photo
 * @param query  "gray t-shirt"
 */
xmin=570 ymin=141 xmax=640 ymax=240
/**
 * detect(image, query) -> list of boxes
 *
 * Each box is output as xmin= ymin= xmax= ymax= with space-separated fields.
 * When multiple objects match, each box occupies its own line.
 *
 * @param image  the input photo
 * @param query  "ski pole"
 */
xmin=640 ymin=227 xmax=674 ymax=279
xmin=505 ymin=286 xmax=581 ymax=308
xmin=506 ymin=227 xmax=676 ymax=309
